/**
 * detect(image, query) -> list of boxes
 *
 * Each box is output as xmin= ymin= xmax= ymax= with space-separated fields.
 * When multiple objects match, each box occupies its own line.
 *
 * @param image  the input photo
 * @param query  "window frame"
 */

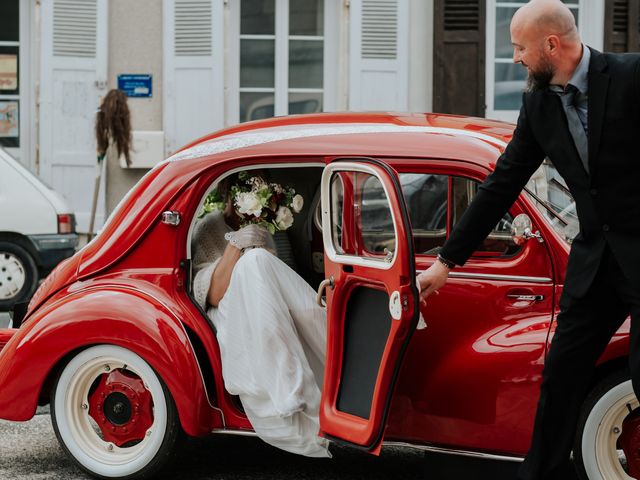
xmin=390 ymin=162 xmax=529 ymax=262
xmin=228 ymin=0 xmax=339 ymax=125
xmin=485 ymin=0 xmax=604 ymax=122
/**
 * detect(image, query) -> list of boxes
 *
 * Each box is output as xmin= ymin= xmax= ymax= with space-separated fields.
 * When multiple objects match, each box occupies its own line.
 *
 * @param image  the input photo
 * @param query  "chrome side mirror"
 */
xmin=511 ymin=213 xmax=543 ymax=244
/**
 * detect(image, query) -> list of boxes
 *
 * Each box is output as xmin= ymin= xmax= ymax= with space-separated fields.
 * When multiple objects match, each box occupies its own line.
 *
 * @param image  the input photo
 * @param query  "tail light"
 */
xmin=57 ymin=213 xmax=76 ymax=234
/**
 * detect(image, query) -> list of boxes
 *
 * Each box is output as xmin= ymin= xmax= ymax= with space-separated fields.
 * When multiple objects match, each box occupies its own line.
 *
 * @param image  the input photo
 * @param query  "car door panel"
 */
xmin=319 ymin=158 xmax=418 ymax=453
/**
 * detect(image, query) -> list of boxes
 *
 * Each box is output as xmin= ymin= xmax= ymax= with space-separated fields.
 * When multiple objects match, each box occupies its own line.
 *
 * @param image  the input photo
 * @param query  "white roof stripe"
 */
xmin=167 ymin=123 xmax=508 ymax=162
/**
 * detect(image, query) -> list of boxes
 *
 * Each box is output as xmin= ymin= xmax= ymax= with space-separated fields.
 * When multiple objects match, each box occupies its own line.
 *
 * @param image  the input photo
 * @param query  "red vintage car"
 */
xmin=0 ymin=113 xmax=634 ymax=480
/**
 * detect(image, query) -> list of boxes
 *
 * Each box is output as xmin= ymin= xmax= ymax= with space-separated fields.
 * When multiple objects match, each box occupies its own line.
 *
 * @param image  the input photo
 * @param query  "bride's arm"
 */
xmin=207 ymin=244 xmax=242 ymax=307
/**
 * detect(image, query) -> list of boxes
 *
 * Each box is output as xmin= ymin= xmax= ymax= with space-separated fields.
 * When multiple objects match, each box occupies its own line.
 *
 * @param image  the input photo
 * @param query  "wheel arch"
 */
xmin=0 ymin=231 xmax=42 ymax=267
xmin=590 ymin=335 xmax=630 ymax=394
xmin=0 ymin=287 xmax=215 ymax=437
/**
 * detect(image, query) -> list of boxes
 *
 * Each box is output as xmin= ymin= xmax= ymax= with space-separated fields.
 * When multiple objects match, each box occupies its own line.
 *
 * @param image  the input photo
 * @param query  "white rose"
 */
xmin=235 ymin=192 xmax=263 ymax=217
xmin=291 ymin=194 xmax=304 ymax=213
xmin=275 ymin=206 xmax=294 ymax=230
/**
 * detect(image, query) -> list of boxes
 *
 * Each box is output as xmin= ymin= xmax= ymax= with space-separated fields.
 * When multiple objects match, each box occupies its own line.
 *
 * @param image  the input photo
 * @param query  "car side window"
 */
xmin=360 ymin=172 xmax=521 ymax=258
xmin=451 ymin=176 xmax=521 ymax=257
xmin=361 ymin=173 xmax=447 ymax=255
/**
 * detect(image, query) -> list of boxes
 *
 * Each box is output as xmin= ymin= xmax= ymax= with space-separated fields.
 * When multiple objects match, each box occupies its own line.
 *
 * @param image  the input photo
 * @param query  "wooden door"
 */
xmin=604 ymin=0 xmax=640 ymax=52
xmin=433 ymin=0 xmax=486 ymax=116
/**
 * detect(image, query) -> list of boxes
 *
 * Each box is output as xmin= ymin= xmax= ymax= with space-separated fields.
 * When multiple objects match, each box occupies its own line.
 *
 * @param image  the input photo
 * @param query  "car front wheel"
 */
xmin=51 ymin=345 xmax=183 ymax=479
xmin=574 ymin=370 xmax=640 ymax=480
xmin=0 ymin=241 xmax=38 ymax=311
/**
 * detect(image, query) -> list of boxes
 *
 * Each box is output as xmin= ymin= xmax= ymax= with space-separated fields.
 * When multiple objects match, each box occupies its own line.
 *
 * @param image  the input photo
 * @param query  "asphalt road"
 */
xmin=0 ymin=312 xmax=10 ymax=328
xmin=0 ymin=407 xmax=528 ymax=480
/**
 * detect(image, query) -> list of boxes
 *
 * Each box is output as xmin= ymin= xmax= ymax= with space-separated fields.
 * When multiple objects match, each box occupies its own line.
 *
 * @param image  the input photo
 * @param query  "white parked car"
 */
xmin=0 ymin=147 xmax=78 ymax=310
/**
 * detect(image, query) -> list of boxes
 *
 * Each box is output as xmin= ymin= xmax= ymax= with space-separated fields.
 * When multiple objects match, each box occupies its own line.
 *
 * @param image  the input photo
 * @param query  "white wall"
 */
xmin=106 ymin=0 xmax=163 ymax=214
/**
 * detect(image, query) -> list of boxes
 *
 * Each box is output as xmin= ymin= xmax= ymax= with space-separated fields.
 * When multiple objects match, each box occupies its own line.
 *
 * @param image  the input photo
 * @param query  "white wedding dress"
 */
xmin=192 ymin=212 xmax=330 ymax=457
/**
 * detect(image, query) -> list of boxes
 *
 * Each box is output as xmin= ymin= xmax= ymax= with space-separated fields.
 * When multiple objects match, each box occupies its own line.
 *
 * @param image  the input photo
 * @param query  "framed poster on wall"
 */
xmin=0 ymin=100 xmax=19 ymax=147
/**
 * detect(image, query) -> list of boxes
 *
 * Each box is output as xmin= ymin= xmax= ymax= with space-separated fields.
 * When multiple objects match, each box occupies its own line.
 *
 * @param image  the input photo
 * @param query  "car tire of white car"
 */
xmin=0 ymin=240 xmax=38 ymax=311
xmin=574 ymin=370 xmax=638 ymax=480
xmin=50 ymin=345 xmax=184 ymax=480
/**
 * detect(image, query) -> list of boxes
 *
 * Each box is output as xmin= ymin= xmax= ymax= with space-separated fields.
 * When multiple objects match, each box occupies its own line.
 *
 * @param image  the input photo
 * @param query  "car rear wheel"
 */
xmin=0 ymin=241 xmax=38 ymax=311
xmin=51 ymin=345 xmax=183 ymax=479
xmin=574 ymin=370 xmax=640 ymax=480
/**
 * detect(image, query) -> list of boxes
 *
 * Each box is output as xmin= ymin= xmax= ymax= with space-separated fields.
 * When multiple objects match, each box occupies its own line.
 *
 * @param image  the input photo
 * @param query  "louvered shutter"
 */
xmin=348 ymin=0 xmax=409 ymax=111
xmin=433 ymin=0 xmax=485 ymax=116
xmin=604 ymin=0 xmax=640 ymax=52
xmin=40 ymin=0 xmax=109 ymax=232
xmin=163 ymin=0 xmax=224 ymax=155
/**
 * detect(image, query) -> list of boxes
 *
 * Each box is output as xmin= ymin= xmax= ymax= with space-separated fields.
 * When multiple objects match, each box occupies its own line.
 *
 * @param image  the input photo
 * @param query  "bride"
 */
xmin=191 ymin=173 xmax=330 ymax=457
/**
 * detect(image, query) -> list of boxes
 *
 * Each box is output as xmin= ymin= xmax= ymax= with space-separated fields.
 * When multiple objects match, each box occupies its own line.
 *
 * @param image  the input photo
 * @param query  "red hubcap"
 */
xmin=618 ymin=409 xmax=640 ymax=477
xmin=88 ymin=369 xmax=154 ymax=447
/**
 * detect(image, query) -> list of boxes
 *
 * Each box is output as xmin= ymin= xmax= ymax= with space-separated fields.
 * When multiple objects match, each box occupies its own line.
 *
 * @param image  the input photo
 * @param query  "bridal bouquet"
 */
xmin=200 ymin=172 xmax=304 ymax=234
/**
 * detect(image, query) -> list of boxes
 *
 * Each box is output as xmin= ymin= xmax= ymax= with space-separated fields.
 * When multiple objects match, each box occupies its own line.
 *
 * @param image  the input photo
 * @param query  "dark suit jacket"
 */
xmin=439 ymin=48 xmax=640 ymax=298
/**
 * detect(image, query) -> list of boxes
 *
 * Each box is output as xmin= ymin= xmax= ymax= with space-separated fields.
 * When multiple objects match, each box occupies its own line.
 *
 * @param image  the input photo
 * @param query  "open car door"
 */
xmin=318 ymin=158 xmax=419 ymax=454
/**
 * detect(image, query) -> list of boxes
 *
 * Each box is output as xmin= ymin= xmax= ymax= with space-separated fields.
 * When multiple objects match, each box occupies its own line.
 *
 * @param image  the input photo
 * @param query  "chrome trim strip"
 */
xmin=417 ymin=271 xmax=553 ymax=284
xmin=209 ymin=431 xmax=525 ymax=462
xmin=211 ymin=429 xmax=259 ymax=437
xmin=383 ymin=441 xmax=524 ymax=463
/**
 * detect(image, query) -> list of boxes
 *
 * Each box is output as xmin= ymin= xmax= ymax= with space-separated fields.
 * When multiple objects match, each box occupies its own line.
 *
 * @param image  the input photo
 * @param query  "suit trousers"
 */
xmin=517 ymin=245 xmax=640 ymax=480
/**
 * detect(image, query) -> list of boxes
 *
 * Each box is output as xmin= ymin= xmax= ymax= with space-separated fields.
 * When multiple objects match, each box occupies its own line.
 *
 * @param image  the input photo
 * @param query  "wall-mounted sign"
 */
xmin=118 ymin=74 xmax=152 ymax=98
xmin=0 ymin=101 xmax=19 ymax=138
xmin=0 ymin=54 xmax=18 ymax=91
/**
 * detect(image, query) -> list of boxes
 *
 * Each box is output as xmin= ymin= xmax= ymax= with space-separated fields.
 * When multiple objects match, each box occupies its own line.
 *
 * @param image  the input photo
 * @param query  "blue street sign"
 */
xmin=117 ymin=74 xmax=153 ymax=98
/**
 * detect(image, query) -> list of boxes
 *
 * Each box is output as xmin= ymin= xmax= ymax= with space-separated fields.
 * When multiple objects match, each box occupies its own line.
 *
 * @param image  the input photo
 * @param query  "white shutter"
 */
xmin=164 ymin=0 xmax=224 ymax=155
xmin=349 ymin=0 xmax=409 ymax=111
xmin=40 ymin=0 xmax=109 ymax=232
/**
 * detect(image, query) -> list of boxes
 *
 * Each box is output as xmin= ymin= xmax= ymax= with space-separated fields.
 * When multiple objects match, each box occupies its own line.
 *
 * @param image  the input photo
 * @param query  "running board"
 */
xmin=210 ymin=429 xmax=524 ymax=463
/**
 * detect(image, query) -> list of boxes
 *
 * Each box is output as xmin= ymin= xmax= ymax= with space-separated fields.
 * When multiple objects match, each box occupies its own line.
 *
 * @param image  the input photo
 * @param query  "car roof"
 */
xmin=169 ymin=112 xmax=515 ymax=171
xmin=77 ymin=113 xmax=515 ymax=278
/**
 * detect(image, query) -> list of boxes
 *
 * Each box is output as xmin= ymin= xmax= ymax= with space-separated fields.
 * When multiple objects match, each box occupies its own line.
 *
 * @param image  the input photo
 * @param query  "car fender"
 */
xmin=0 ymin=286 xmax=214 ymax=437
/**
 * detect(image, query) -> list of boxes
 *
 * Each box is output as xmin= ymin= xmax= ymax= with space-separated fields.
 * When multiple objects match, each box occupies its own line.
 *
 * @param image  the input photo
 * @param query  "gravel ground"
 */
xmin=0 ymin=408 xmax=532 ymax=480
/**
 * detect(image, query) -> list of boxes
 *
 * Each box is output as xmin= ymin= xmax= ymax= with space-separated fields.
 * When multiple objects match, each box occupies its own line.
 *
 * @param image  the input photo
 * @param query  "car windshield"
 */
xmin=525 ymin=162 xmax=579 ymax=244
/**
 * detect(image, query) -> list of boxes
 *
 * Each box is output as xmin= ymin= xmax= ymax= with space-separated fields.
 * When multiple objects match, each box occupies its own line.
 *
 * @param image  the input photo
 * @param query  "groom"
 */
xmin=417 ymin=0 xmax=640 ymax=478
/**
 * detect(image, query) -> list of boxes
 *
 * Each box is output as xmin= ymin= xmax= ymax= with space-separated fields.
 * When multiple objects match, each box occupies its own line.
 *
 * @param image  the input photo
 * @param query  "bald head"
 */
xmin=510 ymin=0 xmax=584 ymax=90
xmin=512 ymin=0 xmax=580 ymax=44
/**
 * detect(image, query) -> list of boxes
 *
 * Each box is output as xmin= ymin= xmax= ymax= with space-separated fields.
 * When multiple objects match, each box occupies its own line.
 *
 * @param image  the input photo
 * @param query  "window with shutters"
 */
xmin=485 ymin=0 xmax=602 ymax=122
xmin=604 ymin=0 xmax=640 ymax=52
xmin=0 ymin=0 xmax=20 ymax=148
xmin=237 ymin=0 xmax=325 ymax=123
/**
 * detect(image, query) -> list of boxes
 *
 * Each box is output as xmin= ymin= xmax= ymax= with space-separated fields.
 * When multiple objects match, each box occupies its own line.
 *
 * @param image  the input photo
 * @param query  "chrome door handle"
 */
xmin=507 ymin=294 xmax=544 ymax=301
xmin=316 ymin=276 xmax=334 ymax=307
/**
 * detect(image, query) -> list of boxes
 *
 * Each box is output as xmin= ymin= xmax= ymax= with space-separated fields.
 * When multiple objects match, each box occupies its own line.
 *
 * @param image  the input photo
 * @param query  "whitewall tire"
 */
xmin=51 ymin=345 xmax=183 ymax=479
xmin=575 ymin=371 xmax=640 ymax=480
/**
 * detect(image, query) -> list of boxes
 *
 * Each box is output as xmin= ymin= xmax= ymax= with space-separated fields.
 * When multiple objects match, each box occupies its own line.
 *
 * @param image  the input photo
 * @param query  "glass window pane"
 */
xmin=240 ymin=91 xmax=274 ymax=123
xmin=288 ymin=92 xmax=322 ymax=115
xmin=240 ymin=39 xmax=275 ymax=88
xmin=399 ymin=174 xmax=447 ymax=255
xmin=494 ymin=63 xmax=527 ymax=110
xmin=290 ymin=0 xmax=324 ymax=36
xmin=330 ymin=173 xmax=348 ymax=255
xmin=452 ymin=177 xmax=521 ymax=256
xmin=495 ymin=7 xmax=518 ymax=59
xmin=241 ymin=0 xmax=275 ymax=35
xmin=361 ymin=174 xmax=396 ymax=255
xmin=0 ymin=0 xmax=19 ymax=42
xmin=289 ymin=40 xmax=323 ymax=88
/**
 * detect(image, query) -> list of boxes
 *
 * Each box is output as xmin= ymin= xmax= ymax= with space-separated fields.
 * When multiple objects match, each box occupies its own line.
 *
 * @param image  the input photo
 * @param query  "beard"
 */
xmin=525 ymin=56 xmax=555 ymax=92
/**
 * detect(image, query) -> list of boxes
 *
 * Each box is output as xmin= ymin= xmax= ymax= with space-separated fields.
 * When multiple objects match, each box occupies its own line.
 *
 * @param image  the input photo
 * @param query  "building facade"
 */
xmin=1 ymin=0 xmax=637 ymax=233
